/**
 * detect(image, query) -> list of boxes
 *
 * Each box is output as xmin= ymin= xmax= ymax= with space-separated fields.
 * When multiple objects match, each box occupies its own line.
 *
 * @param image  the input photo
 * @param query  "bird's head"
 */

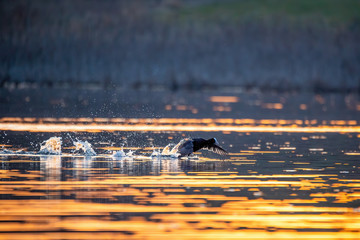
xmin=210 ymin=138 xmax=219 ymax=145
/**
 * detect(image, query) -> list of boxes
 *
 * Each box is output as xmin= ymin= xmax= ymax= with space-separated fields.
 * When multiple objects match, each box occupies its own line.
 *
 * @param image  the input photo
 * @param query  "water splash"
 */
xmin=150 ymin=143 xmax=181 ymax=158
xmin=0 ymin=148 xmax=32 ymax=155
xmin=15 ymin=149 xmax=30 ymax=154
xmin=151 ymin=149 xmax=161 ymax=157
xmin=38 ymin=137 xmax=62 ymax=155
xmin=112 ymin=149 xmax=126 ymax=158
xmin=0 ymin=148 xmax=15 ymax=154
xmin=161 ymin=143 xmax=174 ymax=155
xmin=126 ymin=150 xmax=134 ymax=157
xmin=74 ymin=140 xmax=96 ymax=156
xmin=169 ymin=138 xmax=190 ymax=155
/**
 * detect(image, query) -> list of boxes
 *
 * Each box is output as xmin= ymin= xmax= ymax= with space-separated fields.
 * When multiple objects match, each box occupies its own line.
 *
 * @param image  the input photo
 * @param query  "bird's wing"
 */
xmin=179 ymin=140 xmax=193 ymax=156
xmin=206 ymin=144 xmax=228 ymax=155
xmin=182 ymin=141 xmax=194 ymax=150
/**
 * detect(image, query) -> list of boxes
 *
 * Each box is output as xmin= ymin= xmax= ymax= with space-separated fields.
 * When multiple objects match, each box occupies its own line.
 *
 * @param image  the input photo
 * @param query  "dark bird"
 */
xmin=175 ymin=138 xmax=228 ymax=157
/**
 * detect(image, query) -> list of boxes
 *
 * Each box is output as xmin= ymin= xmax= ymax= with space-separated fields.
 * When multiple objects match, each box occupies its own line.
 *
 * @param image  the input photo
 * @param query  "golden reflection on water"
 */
xmin=0 ymin=154 xmax=359 ymax=239
xmin=0 ymin=116 xmax=360 ymax=239
xmin=0 ymin=117 xmax=359 ymax=132
xmin=209 ymin=96 xmax=239 ymax=103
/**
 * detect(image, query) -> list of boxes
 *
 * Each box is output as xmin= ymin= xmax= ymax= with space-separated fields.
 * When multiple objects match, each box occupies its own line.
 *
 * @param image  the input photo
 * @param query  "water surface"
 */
xmin=0 ymin=89 xmax=359 ymax=239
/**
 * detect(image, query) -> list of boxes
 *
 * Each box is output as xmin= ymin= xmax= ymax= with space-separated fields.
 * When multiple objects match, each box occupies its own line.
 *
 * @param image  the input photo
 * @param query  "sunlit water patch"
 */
xmin=1 ymin=117 xmax=359 ymax=132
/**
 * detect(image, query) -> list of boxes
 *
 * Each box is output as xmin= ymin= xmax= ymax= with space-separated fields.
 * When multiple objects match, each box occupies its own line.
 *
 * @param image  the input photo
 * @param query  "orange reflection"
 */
xmin=262 ymin=103 xmax=283 ymax=109
xmin=209 ymin=96 xmax=239 ymax=103
xmin=0 ymin=117 xmax=359 ymax=133
xmin=0 ymin=166 xmax=359 ymax=240
xmin=0 ymin=116 xmax=359 ymax=239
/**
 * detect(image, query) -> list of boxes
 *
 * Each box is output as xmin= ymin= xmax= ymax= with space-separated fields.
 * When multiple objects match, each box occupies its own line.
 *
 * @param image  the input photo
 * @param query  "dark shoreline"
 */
xmin=1 ymin=0 xmax=360 ymax=92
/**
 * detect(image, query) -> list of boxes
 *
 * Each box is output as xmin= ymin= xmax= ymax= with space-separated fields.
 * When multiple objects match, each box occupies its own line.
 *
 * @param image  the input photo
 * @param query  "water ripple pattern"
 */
xmin=0 ymin=91 xmax=359 ymax=239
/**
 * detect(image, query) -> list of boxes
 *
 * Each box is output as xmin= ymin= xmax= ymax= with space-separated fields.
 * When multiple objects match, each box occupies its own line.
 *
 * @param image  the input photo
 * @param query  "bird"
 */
xmin=174 ymin=138 xmax=228 ymax=157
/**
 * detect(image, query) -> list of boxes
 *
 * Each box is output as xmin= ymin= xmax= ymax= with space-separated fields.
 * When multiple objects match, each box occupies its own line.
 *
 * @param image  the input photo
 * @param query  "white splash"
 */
xmin=150 ymin=142 xmax=182 ymax=158
xmin=0 ymin=148 xmax=33 ymax=155
xmin=74 ymin=140 xmax=96 ymax=156
xmin=112 ymin=149 xmax=135 ymax=159
xmin=15 ymin=149 xmax=29 ymax=154
xmin=161 ymin=143 xmax=174 ymax=155
xmin=169 ymin=138 xmax=189 ymax=155
xmin=0 ymin=148 xmax=15 ymax=154
xmin=151 ymin=149 xmax=161 ymax=157
xmin=126 ymin=150 xmax=134 ymax=157
xmin=38 ymin=137 xmax=62 ymax=155
xmin=112 ymin=149 xmax=126 ymax=158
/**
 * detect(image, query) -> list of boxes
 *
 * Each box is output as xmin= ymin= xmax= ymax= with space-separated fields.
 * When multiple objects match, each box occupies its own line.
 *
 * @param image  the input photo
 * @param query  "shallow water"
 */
xmin=0 ymin=89 xmax=359 ymax=239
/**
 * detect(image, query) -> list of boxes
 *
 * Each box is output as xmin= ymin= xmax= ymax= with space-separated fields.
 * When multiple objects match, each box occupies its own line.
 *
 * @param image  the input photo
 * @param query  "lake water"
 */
xmin=0 ymin=89 xmax=360 ymax=239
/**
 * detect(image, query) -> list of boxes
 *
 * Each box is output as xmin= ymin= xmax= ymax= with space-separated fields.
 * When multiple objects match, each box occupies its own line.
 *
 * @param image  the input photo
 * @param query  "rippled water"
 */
xmin=0 ymin=89 xmax=359 ymax=239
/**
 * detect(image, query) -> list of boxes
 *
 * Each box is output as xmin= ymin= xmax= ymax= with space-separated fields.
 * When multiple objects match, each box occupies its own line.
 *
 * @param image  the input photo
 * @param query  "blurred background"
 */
xmin=1 ymin=0 xmax=360 ymax=92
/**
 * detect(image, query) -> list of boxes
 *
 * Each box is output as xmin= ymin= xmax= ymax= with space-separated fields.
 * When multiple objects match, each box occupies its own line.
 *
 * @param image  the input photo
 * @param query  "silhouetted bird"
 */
xmin=175 ymin=138 xmax=228 ymax=157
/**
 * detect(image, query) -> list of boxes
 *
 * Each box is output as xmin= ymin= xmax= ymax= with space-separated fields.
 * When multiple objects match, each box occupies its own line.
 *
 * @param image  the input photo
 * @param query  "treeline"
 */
xmin=1 ymin=0 xmax=360 ymax=92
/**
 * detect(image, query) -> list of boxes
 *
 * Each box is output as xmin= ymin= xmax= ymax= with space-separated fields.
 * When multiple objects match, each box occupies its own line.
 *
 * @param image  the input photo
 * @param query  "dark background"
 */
xmin=1 ymin=0 xmax=360 ymax=92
